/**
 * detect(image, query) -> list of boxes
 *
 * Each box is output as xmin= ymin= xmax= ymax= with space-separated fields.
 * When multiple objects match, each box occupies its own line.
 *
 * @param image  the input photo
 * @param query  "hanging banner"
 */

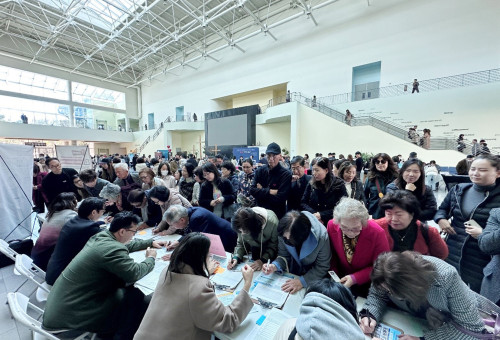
xmin=55 ymin=145 xmax=92 ymax=172
xmin=0 ymin=143 xmax=34 ymax=240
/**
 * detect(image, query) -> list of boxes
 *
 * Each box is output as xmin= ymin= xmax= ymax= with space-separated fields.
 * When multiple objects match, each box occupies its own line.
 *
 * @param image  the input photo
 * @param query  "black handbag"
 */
xmin=0 ymin=239 xmax=34 ymax=268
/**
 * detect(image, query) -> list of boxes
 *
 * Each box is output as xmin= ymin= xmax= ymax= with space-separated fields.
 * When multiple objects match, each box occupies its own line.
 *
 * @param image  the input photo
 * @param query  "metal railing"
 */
xmin=318 ymin=68 xmax=500 ymax=105
xmin=263 ymin=91 xmax=491 ymax=153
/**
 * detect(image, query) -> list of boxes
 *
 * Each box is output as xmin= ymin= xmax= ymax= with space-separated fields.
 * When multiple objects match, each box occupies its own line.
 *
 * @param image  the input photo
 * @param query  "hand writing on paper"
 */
xmin=151 ymin=240 xmax=166 ymax=248
xmin=360 ymin=317 xmax=377 ymax=334
xmin=166 ymin=240 xmax=179 ymax=251
xmin=250 ymin=259 xmax=264 ymax=271
xmin=438 ymin=219 xmax=456 ymax=235
xmin=262 ymin=263 xmax=277 ymax=275
xmin=340 ymin=275 xmax=354 ymax=288
xmin=397 ymin=335 xmax=419 ymax=340
xmin=281 ymin=279 xmax=303 ymax=294
xmin=227 ymin=259 xmax=238 ymax=270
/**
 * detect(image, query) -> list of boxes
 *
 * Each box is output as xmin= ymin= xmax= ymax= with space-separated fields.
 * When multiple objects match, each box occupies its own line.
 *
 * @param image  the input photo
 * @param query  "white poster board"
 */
xmin=0 ymin=143 xmax=34 ymax=240
xmin=55 ymin=145 xmax=92 ymax=172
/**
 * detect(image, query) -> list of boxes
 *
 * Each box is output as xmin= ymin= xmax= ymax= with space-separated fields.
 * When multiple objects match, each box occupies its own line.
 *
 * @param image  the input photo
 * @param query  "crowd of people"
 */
xmin=27 ymin=143 xmax=500 ymax=340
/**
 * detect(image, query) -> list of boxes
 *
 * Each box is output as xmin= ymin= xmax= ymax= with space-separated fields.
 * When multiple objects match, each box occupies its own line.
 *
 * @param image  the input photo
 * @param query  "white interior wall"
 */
xmin=332 ymin=82 xmax=500 ymax=152
xmin=141 ymin=0 xmax=500 ymax=127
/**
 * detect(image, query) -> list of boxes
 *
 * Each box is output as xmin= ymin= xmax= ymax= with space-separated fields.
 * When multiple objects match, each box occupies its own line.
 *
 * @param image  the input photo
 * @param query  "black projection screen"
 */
xmin=204 ymin=105 xmax=258 ymax=156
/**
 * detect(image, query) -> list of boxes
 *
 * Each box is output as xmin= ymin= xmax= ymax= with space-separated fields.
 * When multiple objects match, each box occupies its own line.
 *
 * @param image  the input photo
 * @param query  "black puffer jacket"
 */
xmin=386 ymin=182 xmax=437 ymax=221
xmin=434 ymin=179 xmax=500 ymax=293
xmin=301 ymin=177 xmax=347 ymax=224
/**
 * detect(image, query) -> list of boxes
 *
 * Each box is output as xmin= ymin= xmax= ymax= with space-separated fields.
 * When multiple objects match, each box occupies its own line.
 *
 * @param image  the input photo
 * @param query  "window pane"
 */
xmin=72 ymin=82 xmax=125 ymax=110
xmin=0 ymin=65 xmax=68 ymax=101
xmin=0 ymin=95 xmax=70 ymax=126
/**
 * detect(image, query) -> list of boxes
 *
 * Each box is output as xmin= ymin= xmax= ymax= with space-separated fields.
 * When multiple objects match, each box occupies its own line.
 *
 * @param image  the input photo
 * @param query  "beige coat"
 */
xmin=134 ymin=266 xmax=253 ymax=340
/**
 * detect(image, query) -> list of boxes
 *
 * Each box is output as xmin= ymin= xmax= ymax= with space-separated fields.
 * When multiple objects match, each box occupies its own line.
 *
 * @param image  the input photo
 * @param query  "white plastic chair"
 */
xmin=14 ymin=254 xmax=51 ymax=302
xmin=7 ymin=292 xmax=95 ymax=340
xmin=0 ymin=238 xmax=18 ymax=262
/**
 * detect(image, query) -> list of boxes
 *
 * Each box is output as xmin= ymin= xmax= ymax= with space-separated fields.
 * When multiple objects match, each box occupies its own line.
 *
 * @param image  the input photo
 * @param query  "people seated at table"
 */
xmin=360 ymin=251 xmax=487 ymax=340
xmin=364 ymin=153 xmax=399 ymax=219
xmin=127 ymin=189 xmax=163 ymax=230
xmin=386 ymin=158 xmax=437 ymax=221
xmin=228 ymin=207 xmax=279 ymax=271
xmin=45 ymin=197 xmax=107 ymax=285
xmin=337 ymin=161 xmax=366 ymax=203
xmin=43 ymin=212 xmax=164 ymax=339
xmin=157 ymin=161 xmax=177 ymax=189
xmin=42 ymin=157 xmax=79 ymax=204
xmin=301 ymin=156 xmax=347 ymax=226
xmin=327 ymin=198 xmax=389 ymax=297
xmin=79 ymin=169 xmax=109 ymax=197
xmin=134 ymin=233 xmax=254 ymax=340
xmin=250 ymin=142 xmax=291 ymax=219
xmin=287 ymin=156 xmax=311 ymax=211
xmin=478 ymin=208 xmax=500 ymax=305
xmin=434 ymin=154 xmax=500 ymax=293
xmin=148 ymin=186 xmax=192 ymax=232
xmin=31 ymin=193 xmax=78 ymax=271
xmin=161 ymin=205 xmax=237 ymax=253
xmin=274 ymin=279 xmax=365 ymax=340
xmin=375 ymin=190 xmax=448 ymax=260
xmin=199 ymin=162 xmax=236 ymax=220
xmin=139 ymin=167 xmax=165 ymax=190
xmin=263 ymin=210 xmax=331 ymax=294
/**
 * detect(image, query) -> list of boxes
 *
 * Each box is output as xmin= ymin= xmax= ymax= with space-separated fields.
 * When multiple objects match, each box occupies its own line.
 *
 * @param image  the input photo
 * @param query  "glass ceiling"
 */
xmin=38 ymin=0 xmax=147 ymax=31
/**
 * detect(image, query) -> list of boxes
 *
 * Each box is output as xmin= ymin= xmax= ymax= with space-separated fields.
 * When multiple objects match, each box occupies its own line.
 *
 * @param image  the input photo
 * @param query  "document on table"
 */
xmin=250 ymin=272 xmax=291 ymax=308
xmin=245 ymin=308 xmax=292 ymax=340
xmin=211 ymin=270 xmax=243 ymax=291
xmin=130 ymin=247 xmax=172 ymax=291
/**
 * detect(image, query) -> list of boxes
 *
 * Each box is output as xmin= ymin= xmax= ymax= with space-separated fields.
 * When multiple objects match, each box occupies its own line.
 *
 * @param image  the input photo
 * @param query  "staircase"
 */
xmin=263 ymin=92 xmax=481 ymax=154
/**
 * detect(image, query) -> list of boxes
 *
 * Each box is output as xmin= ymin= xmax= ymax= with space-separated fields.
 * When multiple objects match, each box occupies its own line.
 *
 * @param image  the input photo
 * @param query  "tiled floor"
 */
xmin=0 ymin=185 xmax=449 ymax=340
xmin=0 ymin=264 xmax=35 ymax=340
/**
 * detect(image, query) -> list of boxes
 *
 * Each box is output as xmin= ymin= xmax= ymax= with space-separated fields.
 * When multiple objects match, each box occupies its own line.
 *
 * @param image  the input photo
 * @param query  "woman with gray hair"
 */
xmin=327 ymin=197 xmax=389 ymax=297
xmin=99 ymin=183 xmax=124 ymax=212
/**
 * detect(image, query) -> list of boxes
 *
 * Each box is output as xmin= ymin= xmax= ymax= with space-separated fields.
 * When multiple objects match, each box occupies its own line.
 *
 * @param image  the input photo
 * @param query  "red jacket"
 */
xmin=374 ymin=218 xmax=449 ymax=260
xmin=327 ymin=219 xmax=390 ymax=285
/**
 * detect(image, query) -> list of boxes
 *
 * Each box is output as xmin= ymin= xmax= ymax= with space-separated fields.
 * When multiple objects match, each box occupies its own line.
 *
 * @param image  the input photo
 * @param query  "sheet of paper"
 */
xmin=247 ymin=308 xmax=292 ymax=340
xmin=211 ymin=269 xmax=243 ymax=290
xmin=135 ymin=259 xmax=169 ymax=290
xmin=250 ymin=272 xmax=291 ymax=308
xmin=216 ymin=292 xmax=236 ymax=306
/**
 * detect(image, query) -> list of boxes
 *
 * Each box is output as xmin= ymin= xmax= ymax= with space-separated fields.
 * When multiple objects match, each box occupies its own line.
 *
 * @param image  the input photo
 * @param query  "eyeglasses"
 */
xmin=375 ymin=160 xmax=387 ymax=165
xmin=126 ymin=229 xmax=139 ymax=234
xmin=139 ymin=176 xmax=150 ymax=179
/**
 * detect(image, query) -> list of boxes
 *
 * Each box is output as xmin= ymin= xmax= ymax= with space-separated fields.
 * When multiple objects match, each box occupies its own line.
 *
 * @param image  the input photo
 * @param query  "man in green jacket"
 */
xmin=43 ymin=211 xmax=166 ymax=339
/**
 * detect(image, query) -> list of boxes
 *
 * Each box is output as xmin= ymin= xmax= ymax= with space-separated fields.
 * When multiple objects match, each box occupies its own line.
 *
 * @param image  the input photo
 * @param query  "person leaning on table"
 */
xmin=134 ymin=233 xmax=254 ymax=340
xmin=274 ymin=279 xmax=365 ymax=340
xmin=359 ymin=251 xmax=487 ymax=340
xmin=227 ymin=206 xmax=279 ymax=271
xmin=262 ymin=210 xmax=331 ymax=294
